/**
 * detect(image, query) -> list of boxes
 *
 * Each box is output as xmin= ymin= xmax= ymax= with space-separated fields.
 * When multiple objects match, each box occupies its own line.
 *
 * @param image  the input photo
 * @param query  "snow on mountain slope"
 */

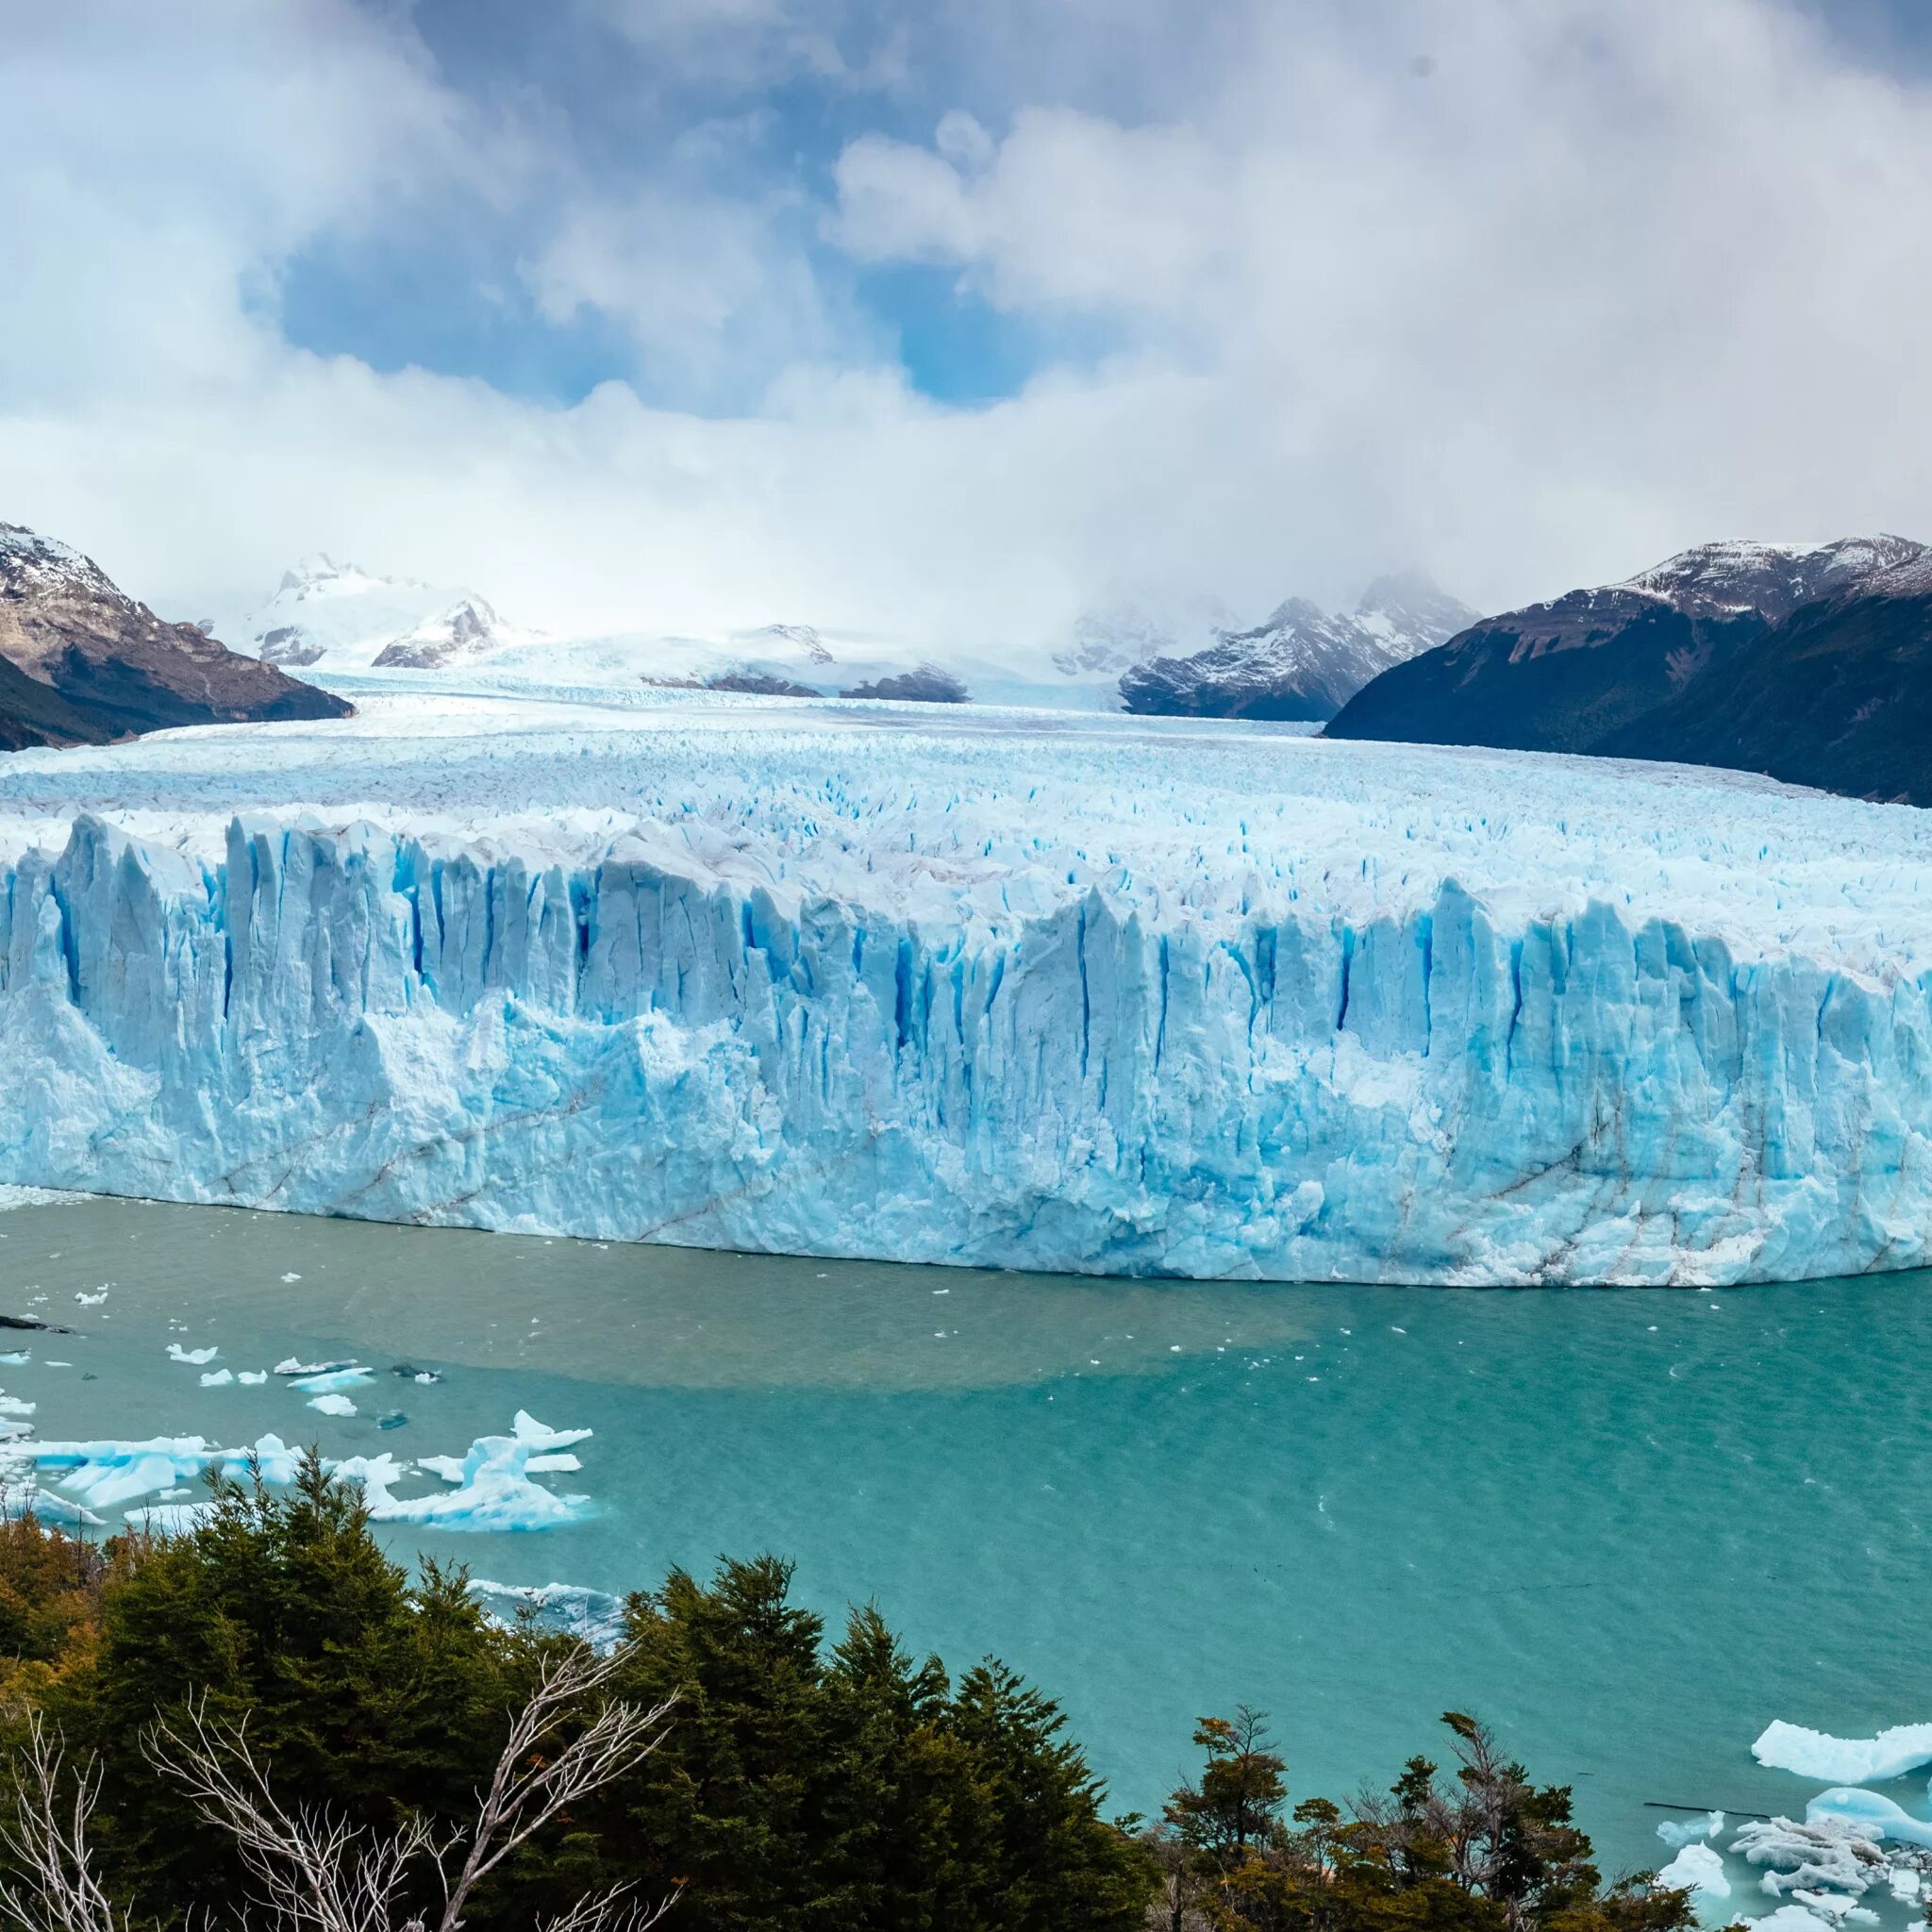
xmin=1120 ymin=575 xmax=1476 ymax=721
xmin=229 ymin=557 xmax=518 ymax=671
xmin=2 ymin=691 xmax=1930 ymax=1286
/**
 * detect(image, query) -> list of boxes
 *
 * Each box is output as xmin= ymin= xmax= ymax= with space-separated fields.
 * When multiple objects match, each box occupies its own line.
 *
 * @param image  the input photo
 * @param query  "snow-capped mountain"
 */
xmin=231 ymin=556 xmax=517 ymax=671
xmin=1118 ymin=573 xmax=1477 ymax=721
xmin=1327 ymin=535 xmax=1932 ymax=801
xmin=0 ymin=522 xmax=348 ymax=748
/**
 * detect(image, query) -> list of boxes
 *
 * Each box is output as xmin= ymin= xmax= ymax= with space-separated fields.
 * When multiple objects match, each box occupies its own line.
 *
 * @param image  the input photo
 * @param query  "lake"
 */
xmin=1 ymin=1191 xmax=1924 ymax=1876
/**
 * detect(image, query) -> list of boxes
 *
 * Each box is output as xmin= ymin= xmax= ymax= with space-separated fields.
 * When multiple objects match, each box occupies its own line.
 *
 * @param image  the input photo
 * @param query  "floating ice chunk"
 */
xmin=166 ymin=1344 xmax=219 ymax=1366
xmin=238 ymin=1371 xmax=267 ymax=1385
xmin=0 ymin=1396 xmax=35 ymax=1417
xmin=1791 ymin=1895 xmax=1854 ymax=1922
xmin=1657 ymin=1842 xmax=1730 ymax=1906
xmin=280 ymin=1273 xmax=302 ymax=1283
xmin=75 ymin=1290 xmax=108 ymax=1306
xmin=275 ymin=1357 xmax=356 ymax=1377
xmin=1894 ymin=1873 xmax=1923 ymax=1903
xmin=468 ymin=1579 xmax=627 ymax=1651
xmin=351 ymin=1411 xmax=591 ymax=1532
xmin=308 ymin=1393 xmax=357 ymax=1417
xmin=125 ymin=1501 xmax=215 ymax=1535
xmin=1755 ymin=1721 xmax=1932 ymax=1783
xmin=1804 ymin=1790 xmax=1932 ymax=1851
xmin=1659 ymin=1812 xmax=1725 ymax=1849
xmin=291 ymin=1366 xmax=373 ymax=1393
xmin=14 ymin=1431 xmax=308 ymax=1512
xmin=1734 ymin=1817 xmax=1890 ymax=1896
xmin=20 ymin=1487 xmax=105 ymax=1527
xmin=1745 ymin=1909 xmax=1841 ymax=1932
xmin=200 ymin=1369 xmax=233 ymax=1387
xmin=0 ymin=1351 xmax=30 ymax=1366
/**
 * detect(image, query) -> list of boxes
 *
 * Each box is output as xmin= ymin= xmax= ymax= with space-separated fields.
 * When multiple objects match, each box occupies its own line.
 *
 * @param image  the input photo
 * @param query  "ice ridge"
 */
xmin=4 ymin=801 xmax=1932 ymax=1285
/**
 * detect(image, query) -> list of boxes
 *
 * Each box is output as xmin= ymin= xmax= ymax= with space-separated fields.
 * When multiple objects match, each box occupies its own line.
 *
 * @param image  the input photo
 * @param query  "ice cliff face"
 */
xmin=2 ymin=698 xmax=1930 ymax=1287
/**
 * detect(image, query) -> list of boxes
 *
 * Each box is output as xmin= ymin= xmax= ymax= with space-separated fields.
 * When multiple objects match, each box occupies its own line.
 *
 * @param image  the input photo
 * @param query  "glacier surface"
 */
xmin=5 ymin=691 xmax=1932 ymax=1284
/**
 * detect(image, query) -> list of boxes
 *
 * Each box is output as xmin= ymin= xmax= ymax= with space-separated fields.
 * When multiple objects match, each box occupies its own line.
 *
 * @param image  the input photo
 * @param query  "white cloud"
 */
xmin=4 ymin=0 xmax=1932 ymax=658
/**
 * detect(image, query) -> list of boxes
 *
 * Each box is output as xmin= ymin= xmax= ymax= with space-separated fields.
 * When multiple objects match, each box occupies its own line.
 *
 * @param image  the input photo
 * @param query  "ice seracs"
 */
xmin=6 ymin=693 xmax=1932 ymax=1284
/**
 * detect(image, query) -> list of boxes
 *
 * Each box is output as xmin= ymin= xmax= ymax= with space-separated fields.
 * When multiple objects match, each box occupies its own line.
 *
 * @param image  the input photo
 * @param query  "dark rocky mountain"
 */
xmin=0 ymin=523 xmax=351 ymax=749
xmin=1118 ymin=573 xmax=1476 ymax=722
xmin=1621 ymin=547 xmax=1932 ymax=804
xmin=841 ymin=666 xmax=969 ymax=703
xmin=1325 ymin=537 xmax=1932 ymax=803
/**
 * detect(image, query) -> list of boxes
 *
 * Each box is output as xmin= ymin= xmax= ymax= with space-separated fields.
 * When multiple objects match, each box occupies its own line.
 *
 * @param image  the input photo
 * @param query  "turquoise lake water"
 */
xmin=1 ymin=1193 xmax=1926 ymax=1876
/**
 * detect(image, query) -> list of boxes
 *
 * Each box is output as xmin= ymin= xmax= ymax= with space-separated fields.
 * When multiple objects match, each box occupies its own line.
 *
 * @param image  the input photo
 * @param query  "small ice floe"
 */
xmin=280 ymin=1273 xmax=302 ymax=1283
xmin=468 ymin=1579 xmax=627 ymax=1651
xmin=1654 ymin=1841 xmax=1729 ymax=1905
xmin=345 ymin=1411 xmax=592 ymax=1532
xmin=1658 ymin=1812 xmax=1725 ymax=1849
xmin=308 ymin=1393 xmax=357 ymax=1417
xmin=166 ymin=1344 xmax=219 ymax=1366
xmin=199 ymin=1370 xmax=233 ymax=1387
xmin=0 ymin=1351 xmax=30 ymax=1366
xmin=237 ymin=1371 xmax=267 ymax=1385
xmin=0 ymin=1396 xmax=35 ymax=1418
xmin=376 ymin=1411 xmax=408 ymax=1431
xmin=274 ymin=1357 xmax=357 ymax=1377
xmin=1755 ymin=1720 xmax=1932 ymax=1783
xmin=291 ymin=1366 xmax=373 ymax=1394
xmin=75 ymin=1289 xmax=108 ymax=1307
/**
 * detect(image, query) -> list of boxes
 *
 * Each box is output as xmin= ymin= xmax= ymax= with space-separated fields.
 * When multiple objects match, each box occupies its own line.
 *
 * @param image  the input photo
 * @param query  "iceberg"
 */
xmin=1804 ymin=1790 xmax=1932 ymax=1851
xmin=166 ymin=1344 xmax=219 ymax=1366
xmin=347 ymin=1412 xmax=592 ymax=1531
xmin=7 ymin=705 xmax=1932 ymax=1282
xmin=1755 ymin=1722 xmax=1932 ymax=1783
xmin=307 ymin=1393 xmax=357 ymax=1416
xmin=1656 ymin=1841 xmax=1730 ymax=1907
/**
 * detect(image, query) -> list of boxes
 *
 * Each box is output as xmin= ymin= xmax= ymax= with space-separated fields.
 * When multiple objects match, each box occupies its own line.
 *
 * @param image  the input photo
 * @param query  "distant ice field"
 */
xmin=3 ymin=689 xmax=1932 ymax=1283
xmin=0 ymin=689 xmax=1924 ymax=969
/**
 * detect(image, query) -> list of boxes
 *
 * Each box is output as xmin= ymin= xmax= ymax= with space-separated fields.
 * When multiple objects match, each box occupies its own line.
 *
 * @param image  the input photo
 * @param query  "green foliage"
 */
xmin=1149 ymin=1708 xmax=1696 ymax=1932
xmin=44 ymin=1455 xmax=521 ymax=1925
xmin=594 ymin=1555 xmax=1155 ymax=1932
xmin=0 ymin=1471 xmax=1675 ymax=1932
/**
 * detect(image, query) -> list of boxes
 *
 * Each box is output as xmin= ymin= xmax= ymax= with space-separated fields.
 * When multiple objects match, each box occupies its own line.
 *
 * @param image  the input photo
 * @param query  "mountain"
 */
xmin=1117 ymin=573 xmax=1477 ymax=721
xmin=234 ymin=556 xmax=516 ymax=671
xmin=1617 ymin=545 xmax=1932 ymax=803
xmin=0 ymin=524 xmax=349 ymax=748
xmin=1324 ymin=537 xmax=1932 ymax=801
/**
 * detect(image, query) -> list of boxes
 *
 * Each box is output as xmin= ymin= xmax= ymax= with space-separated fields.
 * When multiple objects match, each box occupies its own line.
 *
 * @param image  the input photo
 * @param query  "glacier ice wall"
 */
xmin=3 ymin=808 xmax=1930 ymax=1286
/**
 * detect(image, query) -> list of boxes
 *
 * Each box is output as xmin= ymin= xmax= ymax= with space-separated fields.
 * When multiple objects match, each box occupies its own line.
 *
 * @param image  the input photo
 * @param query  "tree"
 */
xmin=0 ymin=1654 xmax=674 ymax=1932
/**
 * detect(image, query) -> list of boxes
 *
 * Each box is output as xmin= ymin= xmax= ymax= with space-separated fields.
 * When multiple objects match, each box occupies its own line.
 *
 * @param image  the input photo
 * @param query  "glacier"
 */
xmin=5 ymin=691 xmax=1932 ymax=1284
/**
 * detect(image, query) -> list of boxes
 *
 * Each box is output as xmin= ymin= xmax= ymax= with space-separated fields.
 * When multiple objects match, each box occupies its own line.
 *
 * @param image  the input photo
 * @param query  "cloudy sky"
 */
xmin=5 ymin=0 xmax=1931 ymax=654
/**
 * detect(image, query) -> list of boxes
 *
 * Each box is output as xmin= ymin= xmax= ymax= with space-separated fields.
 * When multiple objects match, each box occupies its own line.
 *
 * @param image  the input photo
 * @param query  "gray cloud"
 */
xmin=4 ymin=0 xmax=1931 ymax=658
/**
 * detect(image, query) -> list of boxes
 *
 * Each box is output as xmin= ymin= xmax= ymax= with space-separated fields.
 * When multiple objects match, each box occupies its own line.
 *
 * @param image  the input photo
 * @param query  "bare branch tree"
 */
xmin=144 ymin=1643 xmax=675 ymax=1932
xmin=0 ymin=1713 xmax=135 ymax=1932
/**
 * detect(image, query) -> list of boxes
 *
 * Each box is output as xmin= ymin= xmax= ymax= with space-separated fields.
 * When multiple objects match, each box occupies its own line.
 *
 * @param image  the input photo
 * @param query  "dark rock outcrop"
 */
xmin=1325 ymin=537 xmax=1932 ymax=804
xmin=841 ymin=667 xmax=970 ymax=703
xmin=0 ymin=523 xmax=351 ymax=748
